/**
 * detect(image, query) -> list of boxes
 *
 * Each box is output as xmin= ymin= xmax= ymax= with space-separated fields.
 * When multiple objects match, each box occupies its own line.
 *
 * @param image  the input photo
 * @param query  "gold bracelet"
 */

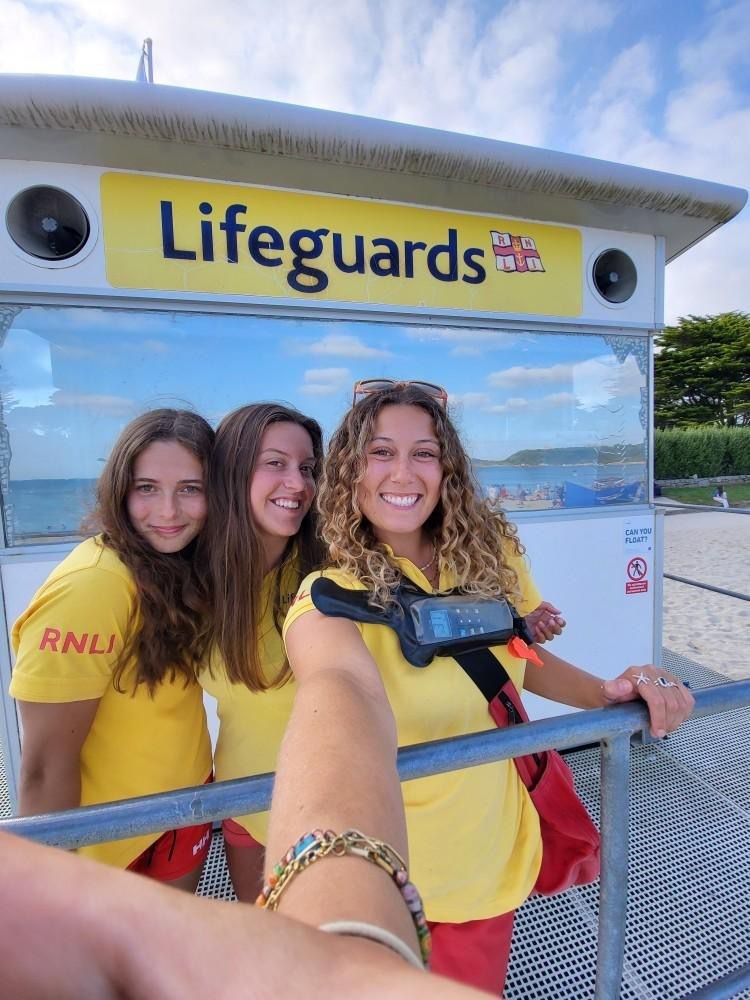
xmin=257 ymin=828 xmax=431 ymax=965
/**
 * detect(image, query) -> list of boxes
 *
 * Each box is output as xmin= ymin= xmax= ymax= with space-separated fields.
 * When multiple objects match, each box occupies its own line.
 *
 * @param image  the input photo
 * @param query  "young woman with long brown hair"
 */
xmin=282 ymin=379 xmax=694 ymax=993
xmin=10 ymin=408 xmax=215 ymax=890
xmin=199 ymin=402 xmax=326 ymax=900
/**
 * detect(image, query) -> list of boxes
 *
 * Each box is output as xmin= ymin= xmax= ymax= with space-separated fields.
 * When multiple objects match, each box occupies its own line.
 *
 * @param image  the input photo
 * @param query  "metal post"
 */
xmin=145 ymin=38 xmax=153 ymax=84
xmin=682 ymin=962 xmax=750 ymax=999
xmin=595 ymin=731 xmax=631 ymax=1000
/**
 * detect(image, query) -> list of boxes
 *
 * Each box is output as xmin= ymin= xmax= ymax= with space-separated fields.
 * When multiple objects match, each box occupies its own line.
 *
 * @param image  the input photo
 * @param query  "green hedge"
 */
xmin=654 ymin=427 xmax=750 ymax=479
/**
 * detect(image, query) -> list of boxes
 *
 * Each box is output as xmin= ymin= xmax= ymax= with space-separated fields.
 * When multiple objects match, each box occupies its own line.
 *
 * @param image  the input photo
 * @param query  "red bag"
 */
xmin=489 ymin=682 xmax=601 ymax=895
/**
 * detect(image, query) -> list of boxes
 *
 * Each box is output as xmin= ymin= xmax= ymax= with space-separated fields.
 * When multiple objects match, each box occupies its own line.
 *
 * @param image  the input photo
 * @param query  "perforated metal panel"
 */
xmin=504 ymin=651 xmax=750 ymax=1000
xmin=192 ymin=650 xmax=750 ymax=1000
xmin=1 ymin=651 xmax=747 ymax=998
xmin=196 ymin=829 xmax=237 ymax=902
xmin=0 ymin=750 xmax=10 ymax=819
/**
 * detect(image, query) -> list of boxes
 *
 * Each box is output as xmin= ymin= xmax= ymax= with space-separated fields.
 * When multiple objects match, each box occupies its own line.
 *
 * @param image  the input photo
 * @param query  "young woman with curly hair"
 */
xmin=282 ymin=379 xmax=694 ymax=993
xmin=10 ymin=408 xmax=215 ymax=890
xmin=198 ymin=402 xmax=326 ymax=901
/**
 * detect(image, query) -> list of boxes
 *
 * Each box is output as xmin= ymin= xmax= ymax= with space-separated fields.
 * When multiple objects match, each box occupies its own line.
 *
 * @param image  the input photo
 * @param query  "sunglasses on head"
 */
xmin=352 ymin=379 xmax=448 ymax=408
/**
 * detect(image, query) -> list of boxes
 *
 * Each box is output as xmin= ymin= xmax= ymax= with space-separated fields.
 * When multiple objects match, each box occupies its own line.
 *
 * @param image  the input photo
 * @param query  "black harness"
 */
xmin=310 ymin=577 xmax=535 ymax=668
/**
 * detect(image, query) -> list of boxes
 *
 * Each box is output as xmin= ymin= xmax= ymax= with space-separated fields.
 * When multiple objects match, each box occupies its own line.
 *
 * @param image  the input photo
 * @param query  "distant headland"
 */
xmin=473 ymin=445 xmax=646 ymax=467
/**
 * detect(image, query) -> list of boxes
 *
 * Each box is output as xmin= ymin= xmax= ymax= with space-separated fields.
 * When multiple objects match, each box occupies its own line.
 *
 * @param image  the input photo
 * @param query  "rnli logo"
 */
xmin=490 ymin=232 xmax=545 ymax=273
xmin=192 ymin=829 xmax=211 ymax=856
xmin=38 ymin=628 xmax=117 ymax=655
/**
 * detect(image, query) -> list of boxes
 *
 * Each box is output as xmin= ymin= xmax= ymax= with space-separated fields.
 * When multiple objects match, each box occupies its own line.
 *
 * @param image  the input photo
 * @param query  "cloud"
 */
xmin=487 ymin=352 xmax=644 ymax=411
xmin=299 ymin=367 xmax=351 ymax=396
xmin=665 ymin=219 xmax=748 ymax=324
xmin=487 ymin=363 xmax=573 ymax=387
xmin=404 ymin=326 xmax=521 ymax=352
xmin=486 ymin=396 xmax=530 ymax=413
xmin=50 ymin=390 xmax=137 ymax=415
xmin=288 ymin=333 xmax=393 ymax=359
xmin=485 ymin=391 xmax=577 ymax=414
xmin=542 ymin=391 xmax=578 ymax=407
xmin=570 ymin=1 xmax=750 ymax=321
xmin=572 ymin=354 xmax=643 ymax=410
xmin=450 ymin=391 xmax=491 ymax=408
xmin=0 ymin=0 xmax=611 ymax=144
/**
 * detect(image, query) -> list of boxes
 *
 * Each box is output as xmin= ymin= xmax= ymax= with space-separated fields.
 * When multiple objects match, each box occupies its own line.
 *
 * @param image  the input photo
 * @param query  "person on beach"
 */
xmin=281 ymin=378 xmax=695 ymax=994
xmin=198 ymin=402 xmax=326 ymax=900
xmin=9 ymin=409 xmax=214 ymax=889
xmin=712 ymin=485 xmax=729 ymax=508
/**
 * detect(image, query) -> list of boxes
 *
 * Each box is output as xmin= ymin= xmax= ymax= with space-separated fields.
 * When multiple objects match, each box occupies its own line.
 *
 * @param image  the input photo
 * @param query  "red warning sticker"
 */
xmin=625 ymin=556 xmax=648 ymax=594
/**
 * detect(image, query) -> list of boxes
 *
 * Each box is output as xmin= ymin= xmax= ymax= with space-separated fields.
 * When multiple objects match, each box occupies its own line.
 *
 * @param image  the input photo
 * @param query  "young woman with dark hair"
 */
xmin=199 ymin=402 xmax=326 ymax=900
xmin=281 ymin=379 xmax=694 ymax=993
xmin=10 ymin=408 xmax=215 ymax=890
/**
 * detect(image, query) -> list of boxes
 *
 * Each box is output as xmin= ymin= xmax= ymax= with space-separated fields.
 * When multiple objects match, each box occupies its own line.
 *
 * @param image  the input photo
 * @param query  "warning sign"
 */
xmin=625 ymin=556 xmax=648 ymax=594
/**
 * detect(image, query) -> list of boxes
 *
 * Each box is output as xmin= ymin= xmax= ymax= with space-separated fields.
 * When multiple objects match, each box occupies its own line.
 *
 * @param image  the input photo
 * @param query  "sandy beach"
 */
xmin=662 ymin=508 xmax=750 ymax=680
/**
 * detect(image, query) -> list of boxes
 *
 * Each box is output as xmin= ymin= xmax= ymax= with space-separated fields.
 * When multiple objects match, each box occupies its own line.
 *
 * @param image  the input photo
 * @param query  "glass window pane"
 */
xmin=0 ymin=305 xmax=648 ymax=546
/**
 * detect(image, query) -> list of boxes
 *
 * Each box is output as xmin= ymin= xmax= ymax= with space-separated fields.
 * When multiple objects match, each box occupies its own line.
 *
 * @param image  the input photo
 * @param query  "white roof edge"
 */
xmin=0 ymin=74 xmax=747 ymax=254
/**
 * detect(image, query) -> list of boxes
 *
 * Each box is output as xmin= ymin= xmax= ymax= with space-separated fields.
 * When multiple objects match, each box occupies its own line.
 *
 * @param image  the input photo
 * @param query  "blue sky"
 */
xmin=0 ymin=0 xmax=747 ymax=323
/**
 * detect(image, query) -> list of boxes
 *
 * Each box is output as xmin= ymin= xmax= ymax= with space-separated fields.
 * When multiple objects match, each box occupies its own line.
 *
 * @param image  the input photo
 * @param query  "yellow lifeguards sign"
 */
xmin=101 ymin=172 xmax=582 ymax=316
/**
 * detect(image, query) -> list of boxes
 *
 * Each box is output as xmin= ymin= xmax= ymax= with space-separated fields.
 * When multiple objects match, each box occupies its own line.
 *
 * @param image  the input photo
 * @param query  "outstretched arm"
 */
xmin=0 ymin=832 xmax=487 ymax=999
xmin=524 ymin=647 xmax=694 ymax=738
xmin=269 ymin=610 xmax=417 ymax=951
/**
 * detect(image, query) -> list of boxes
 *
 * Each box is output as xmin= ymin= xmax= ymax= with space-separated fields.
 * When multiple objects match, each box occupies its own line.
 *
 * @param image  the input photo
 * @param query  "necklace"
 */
xmin=418 ymin=542 xmax=437 ymax=573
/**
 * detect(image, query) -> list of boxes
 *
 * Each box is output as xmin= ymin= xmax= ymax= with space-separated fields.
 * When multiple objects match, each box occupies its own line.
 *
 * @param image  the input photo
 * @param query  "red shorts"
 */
xmin=222 ymin=817 xmax=263 ymax=849
xmin=127 ymin=774 xmax=213 ymax=882
xmin=127 ymin=820 xmax=212 ymax=881
xmin=428 ymin=910 xmax=515 ymax=994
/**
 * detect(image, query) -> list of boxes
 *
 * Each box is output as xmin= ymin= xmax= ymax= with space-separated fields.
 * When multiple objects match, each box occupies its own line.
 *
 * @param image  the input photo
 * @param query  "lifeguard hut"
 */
xmin=0 ymin=75 xmax=746 ymax=805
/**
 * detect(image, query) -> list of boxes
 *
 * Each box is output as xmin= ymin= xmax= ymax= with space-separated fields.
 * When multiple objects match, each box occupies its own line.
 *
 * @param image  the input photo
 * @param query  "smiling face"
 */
xmin=357 ymin=404 xmax=443 ymax=553
xmin=249 ymin=421 xmax=317 ymax=567
xmin=126 ymin=440 xmax=207 ymax=554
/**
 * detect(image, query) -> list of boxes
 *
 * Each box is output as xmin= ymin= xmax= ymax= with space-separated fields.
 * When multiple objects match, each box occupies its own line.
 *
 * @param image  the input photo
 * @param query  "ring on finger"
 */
xmin=655 ymin=677 xmax=678 ymax=689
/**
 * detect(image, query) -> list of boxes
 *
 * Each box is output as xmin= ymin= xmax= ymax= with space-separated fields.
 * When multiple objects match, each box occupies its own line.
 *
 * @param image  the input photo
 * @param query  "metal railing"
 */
xmin=2 ymin=680 xmax=750 ymax=1000
xmin=663 ymin=573 xmax=750 ymax=602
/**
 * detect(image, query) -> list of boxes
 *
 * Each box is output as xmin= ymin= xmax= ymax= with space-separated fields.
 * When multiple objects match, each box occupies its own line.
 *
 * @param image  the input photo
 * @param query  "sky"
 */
xmin=0 ymin=0 xmax=748 ymax=325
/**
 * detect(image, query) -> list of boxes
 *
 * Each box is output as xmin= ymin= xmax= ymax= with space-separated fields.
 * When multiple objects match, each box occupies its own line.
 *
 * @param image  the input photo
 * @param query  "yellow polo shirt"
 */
xmin=283 ymin=549 xmax=544 ymax=923
xmin=10 ymin=536 xmax=212 ymax=869
xmin=198 ymin=560 xmax=299 ymax=841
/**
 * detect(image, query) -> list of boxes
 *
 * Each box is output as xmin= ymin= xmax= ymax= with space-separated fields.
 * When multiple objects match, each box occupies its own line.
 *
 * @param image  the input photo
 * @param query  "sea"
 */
xmin=6 ymin=463 xmax=647 ymax=540
xmin=7 ymin=479 xmax=98 ymax=540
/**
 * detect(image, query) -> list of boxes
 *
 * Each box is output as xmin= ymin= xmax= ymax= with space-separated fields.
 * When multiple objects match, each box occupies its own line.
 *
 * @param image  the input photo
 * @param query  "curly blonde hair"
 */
xmin=318 ymin=383 xmax=524 ymax=609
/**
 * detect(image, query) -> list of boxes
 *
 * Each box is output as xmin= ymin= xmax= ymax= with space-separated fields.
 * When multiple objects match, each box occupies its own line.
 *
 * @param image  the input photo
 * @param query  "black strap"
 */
xmin=454 ymin=647 xmax=512 ymax=702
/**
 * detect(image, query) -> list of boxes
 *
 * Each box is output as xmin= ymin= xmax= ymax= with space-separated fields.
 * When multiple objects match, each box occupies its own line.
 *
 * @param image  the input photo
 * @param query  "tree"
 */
xmin=654 ymin=312 xmax=750 ymax=429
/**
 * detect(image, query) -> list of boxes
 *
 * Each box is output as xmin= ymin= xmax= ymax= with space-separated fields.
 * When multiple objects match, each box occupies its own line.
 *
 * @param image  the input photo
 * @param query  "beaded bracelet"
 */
xmin=256 ymin=828 xmax=431 ymax=966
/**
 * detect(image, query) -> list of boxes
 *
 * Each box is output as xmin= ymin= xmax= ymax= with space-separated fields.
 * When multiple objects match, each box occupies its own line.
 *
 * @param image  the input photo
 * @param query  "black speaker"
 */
xmin=592 ymin=249 xmax=637 ymax=303
xmin=6 ymin=185 xmax=90 ymax=261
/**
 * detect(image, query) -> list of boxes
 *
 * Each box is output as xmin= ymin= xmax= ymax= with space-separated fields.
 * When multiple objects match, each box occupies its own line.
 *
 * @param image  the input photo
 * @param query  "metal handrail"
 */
xmin=656 ymin=502 xmax=750 ymax=515
xmin=663 ymin=573 xmax=750 ymax=602
xmin=3 ymin=679 xmax=750 ymax=1000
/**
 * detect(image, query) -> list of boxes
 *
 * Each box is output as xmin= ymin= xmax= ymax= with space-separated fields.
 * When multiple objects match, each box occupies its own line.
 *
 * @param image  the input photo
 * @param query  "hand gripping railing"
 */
xmin=2 ymin=680 xmax=750 ymax=1000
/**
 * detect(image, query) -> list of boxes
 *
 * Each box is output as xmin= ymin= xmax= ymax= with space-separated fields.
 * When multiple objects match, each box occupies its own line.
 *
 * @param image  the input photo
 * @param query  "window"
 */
xmin=0 ymin=304 xmax=648 ymax=545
